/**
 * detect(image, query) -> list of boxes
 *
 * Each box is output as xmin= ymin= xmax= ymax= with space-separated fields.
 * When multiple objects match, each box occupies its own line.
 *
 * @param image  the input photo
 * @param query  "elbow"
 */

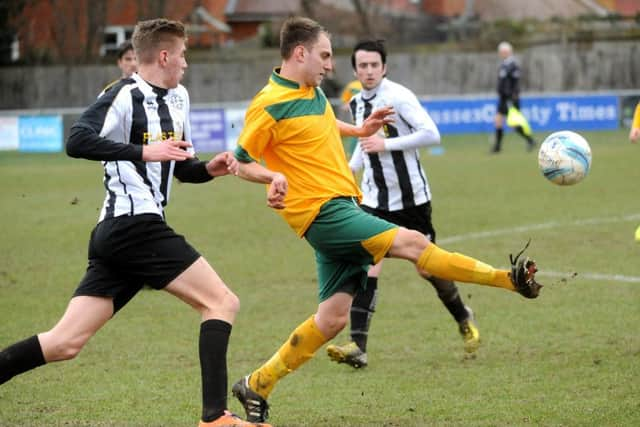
xmin=427 ymin=129 xmax=441 ymax=145
xmin=65 ymin=128 xmax=83 ymax=158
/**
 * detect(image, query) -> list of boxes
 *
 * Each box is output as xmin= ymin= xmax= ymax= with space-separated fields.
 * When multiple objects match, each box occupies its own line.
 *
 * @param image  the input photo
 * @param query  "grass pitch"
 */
xmin=0 ymin=130 xmax=639 ymax=426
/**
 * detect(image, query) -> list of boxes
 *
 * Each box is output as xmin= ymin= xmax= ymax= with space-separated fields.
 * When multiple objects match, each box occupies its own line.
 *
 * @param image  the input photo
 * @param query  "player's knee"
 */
xmin=405 ymin=229 xmax=429 ymax=251
xmin=223 ymin=290 xmax=240 ymax=315
xmin=54 ymin=336 xmax=88 ymax=361
xmin=60 ymin=345 xmax=82 ymax=360
xmin=416 ymin=264 xmax=431 ymax=278
xmin=202 ymin=287 xmax=240 ymax=316
xmin=391 ymin=228 xmax=429 ymax=261
xmin=336 ymin=314 xmax=349 ymax=331
xmin=317 ymin=315 xmax=348 ymax=340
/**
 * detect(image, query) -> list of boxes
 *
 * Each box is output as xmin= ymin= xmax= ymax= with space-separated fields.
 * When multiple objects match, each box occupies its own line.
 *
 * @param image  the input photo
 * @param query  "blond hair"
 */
xmin=132 ymin=19 xmax=186 ymax=64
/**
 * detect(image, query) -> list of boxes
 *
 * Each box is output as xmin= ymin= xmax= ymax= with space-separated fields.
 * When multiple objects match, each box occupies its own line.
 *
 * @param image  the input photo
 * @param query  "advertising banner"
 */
xmin=0 ymin=116 xmax=19 ymax=150
xmin=190 ymin=108 xmax=226 ymax=153
xmin=223 ymin=108 xmax=247 ymax=150
xmin=18 ymin=115 xmax=63 ymax=152
xmin=423 ymin=94 xmax=619 ymax=135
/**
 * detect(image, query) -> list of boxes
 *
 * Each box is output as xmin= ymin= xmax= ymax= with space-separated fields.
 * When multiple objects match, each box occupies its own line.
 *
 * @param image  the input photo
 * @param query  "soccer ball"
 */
xmin=537 ymin=131 xmax=592 ymax=186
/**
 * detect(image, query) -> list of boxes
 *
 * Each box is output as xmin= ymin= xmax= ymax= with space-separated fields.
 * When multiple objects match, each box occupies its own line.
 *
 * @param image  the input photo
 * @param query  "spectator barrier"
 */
xmin=1 ymin=92 xmax=637 ymax=153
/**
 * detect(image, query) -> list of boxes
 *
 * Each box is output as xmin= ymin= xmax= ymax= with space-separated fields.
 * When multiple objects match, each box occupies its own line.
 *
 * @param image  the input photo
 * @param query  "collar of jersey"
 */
xmin=359 ymin=77 xmax=386 ymax=101
xmin=270 ymin=68 xmax=301 ymax=89
xmin=132 ymin=72 xmax=169 ymax=95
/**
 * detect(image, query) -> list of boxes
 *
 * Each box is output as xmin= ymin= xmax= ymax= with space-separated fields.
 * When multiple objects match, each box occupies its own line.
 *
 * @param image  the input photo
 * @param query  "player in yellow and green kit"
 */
xmin=339 ymin=79 xmax=362 ymax=155
xmin=629 ymin=101 xmax=640 ymax=241
xmin=229 ymin=16 xmax=543 ymax=423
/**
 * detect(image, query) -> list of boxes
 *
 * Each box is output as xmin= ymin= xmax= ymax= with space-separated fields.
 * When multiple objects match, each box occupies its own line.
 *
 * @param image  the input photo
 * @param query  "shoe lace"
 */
xmin=247 ymin=396 xmax=269 ymax=421
xmin=509 ymin=238 xmax=531 ymax=268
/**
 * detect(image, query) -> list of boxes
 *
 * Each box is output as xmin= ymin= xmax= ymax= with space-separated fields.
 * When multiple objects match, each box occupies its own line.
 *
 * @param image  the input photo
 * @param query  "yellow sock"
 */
xmin=417 ymin=243 xmax=515 ymax=291
xmin=249 ymin=315 xmax=327 ymax=399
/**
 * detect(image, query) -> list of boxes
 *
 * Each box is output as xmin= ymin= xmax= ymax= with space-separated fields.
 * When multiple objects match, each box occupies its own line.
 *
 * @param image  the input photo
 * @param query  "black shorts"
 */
xmin=497 ymin=95 xmax=520 ymax=115
xmin=360 ymin=202 xmax=437 ymax=243
xmin=74 ymin=213 xmax=201 ymax=313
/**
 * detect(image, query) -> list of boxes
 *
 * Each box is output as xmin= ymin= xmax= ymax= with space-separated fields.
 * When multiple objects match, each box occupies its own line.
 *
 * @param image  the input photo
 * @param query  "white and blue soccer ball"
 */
xmin=537 ymin=131 xmax=592 ymax=186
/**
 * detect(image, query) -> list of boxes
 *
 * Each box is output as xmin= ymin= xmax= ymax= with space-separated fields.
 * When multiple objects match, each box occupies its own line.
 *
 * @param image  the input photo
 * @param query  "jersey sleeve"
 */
xmin=341 ymin=80 xmax=362 ymax=105
xmin=383 ymin=90 xmax=440 ymax=151
xmin=173 ymin=88 xmax=212 ymax=183
xmin=234 ymin=102 xmax=275 ymax=163
xmin=632 ymin=102 xmax=640 ymax=130
xmin=182 ymin=88 xmax=195 ymax=156
xmin=349 ymin=142 xmax=364 ymax=172
xmin=66 ymin=84 xmax=142 ymax=161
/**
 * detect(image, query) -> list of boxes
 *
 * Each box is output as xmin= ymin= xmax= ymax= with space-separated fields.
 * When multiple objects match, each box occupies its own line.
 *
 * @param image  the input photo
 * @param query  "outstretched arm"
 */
xmin=173 ymin=151 xmax=239 ymax=183
xmin=358 ymin=128 xmax=440 ymax=153
xmin=67 ymin=125 xmax=194 ymax=162
xmin=359 ymin=99 xmax=441 ymax=153
xmin=235 ymin=161 xmax=288 ymax=209
xmin=337 ymin=106 xmax=394 ymax=137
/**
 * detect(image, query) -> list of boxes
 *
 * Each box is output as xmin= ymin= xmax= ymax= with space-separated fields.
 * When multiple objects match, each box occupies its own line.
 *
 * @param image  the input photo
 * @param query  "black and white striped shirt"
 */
xmin=67 ymin=72 xmax=211 ymax=222
xmin=348 ymin=78 xmax=440 ymax=212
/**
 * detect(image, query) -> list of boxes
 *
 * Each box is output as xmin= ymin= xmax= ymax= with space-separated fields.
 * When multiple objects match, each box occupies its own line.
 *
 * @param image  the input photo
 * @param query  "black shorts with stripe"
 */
xmin=360 ymin=202 xmax=437 ymax=243
xmin=74 ymin=213 xmax=200 ymax=313
xmin=497 ymin=95 xmax=520 ymax=115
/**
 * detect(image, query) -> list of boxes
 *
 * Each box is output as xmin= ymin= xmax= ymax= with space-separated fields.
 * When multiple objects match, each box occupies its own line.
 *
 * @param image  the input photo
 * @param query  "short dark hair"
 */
xmin=132 ymin=18 xmax=186 ymax=64
xmin=351 ymin=39 xmax=387 ymax=70
xmin=279 ymin=16 xmax=327 ymax=60
xmin=117 ymin=40 xmax=134 ymax=59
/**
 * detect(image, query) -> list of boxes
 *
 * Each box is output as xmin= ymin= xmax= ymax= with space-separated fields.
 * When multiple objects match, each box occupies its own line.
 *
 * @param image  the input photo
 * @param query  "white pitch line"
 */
xmin=438 ymin=213 xmax=640 ymax=284
xmin=439 ymin=213 xmax=640 ymax=245
xmin=538 ymin=270 xmax=640 ymax=283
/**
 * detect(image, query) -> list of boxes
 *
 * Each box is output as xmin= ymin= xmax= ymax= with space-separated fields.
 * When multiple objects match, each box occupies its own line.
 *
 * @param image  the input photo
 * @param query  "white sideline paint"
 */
xmin=439 ymin=213 xmax=640 ymax=244
xmin=438 ymin=213 xmax=640 ymax=284
xmin=538 ymin=270 xmax=640 ymax=283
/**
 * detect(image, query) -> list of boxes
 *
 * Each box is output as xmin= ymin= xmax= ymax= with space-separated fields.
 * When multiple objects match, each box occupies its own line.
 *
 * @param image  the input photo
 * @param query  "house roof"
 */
xmin=474 ymin=0 xmax=608 ymax=21
xmin=225 ymin=0 xmax=300 ymax=21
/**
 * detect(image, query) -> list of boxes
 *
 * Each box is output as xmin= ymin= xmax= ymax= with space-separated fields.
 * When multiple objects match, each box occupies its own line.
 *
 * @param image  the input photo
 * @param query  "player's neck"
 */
xmin=137 ymin=66 xmax=171 ymax=90
xmin=279 ymin=62 xmax=307 ymax=88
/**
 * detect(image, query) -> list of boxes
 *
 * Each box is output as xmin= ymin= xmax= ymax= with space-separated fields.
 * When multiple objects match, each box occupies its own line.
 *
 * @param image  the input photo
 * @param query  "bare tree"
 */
xmin=43 ymin=0 xmax=107 ymax=64
xmin=0 ymin=0 xmax=28 ymax=64
xmin=351 ymin=0 xmax=371 ymax=37
xmin=137 ymin=0 xmax=167 ymax=20
xmin=301 ymin=0 xmax=316 ymax=19
xmin=84 ymin=0 xmax=107 ymax=62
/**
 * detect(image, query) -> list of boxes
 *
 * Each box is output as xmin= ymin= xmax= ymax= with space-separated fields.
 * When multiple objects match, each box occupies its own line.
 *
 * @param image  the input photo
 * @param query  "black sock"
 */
xmin=515 ymin=126 xmax=534 ymax=145
xmin=493 ymin=128 xmax=503 ymax=151
xmin=0 ymin=335 xmax=46 ymax=385
xmin=200 ymin=319 xmax=231 ymax=422
xmin=427 ymin=277 xmax=469 ymax=323
xmin=350 ymin=277 xmax=378 ymax=352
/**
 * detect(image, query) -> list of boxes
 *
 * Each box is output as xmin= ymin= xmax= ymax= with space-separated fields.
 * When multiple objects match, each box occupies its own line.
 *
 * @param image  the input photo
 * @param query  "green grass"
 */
xmin=1 ymin=130 xmax=639 ymax=426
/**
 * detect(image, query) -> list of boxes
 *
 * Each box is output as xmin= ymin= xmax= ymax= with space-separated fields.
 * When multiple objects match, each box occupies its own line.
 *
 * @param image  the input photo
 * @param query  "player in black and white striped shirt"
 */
xmin=0 ymin=19 xmax=263 ymax=427
xmin=327 ymin=40 xmax=479 ymax=369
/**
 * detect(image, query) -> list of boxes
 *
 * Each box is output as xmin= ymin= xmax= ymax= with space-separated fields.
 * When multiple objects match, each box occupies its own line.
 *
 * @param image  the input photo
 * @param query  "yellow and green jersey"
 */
xmin=235 ymin=69 xmax=361 ymax=237
xmin=340 ymin=80 xmax=362 ymax=105
xmin=633 ymin=102 xmax=640 ymax=130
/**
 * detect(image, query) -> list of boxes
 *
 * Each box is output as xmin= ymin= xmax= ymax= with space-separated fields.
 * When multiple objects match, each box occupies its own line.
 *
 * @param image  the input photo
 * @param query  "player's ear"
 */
xmin=159 ymin=50 xmax=168 ymax=66
xmin=293 ymin=44 xmax=306 ymax=63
